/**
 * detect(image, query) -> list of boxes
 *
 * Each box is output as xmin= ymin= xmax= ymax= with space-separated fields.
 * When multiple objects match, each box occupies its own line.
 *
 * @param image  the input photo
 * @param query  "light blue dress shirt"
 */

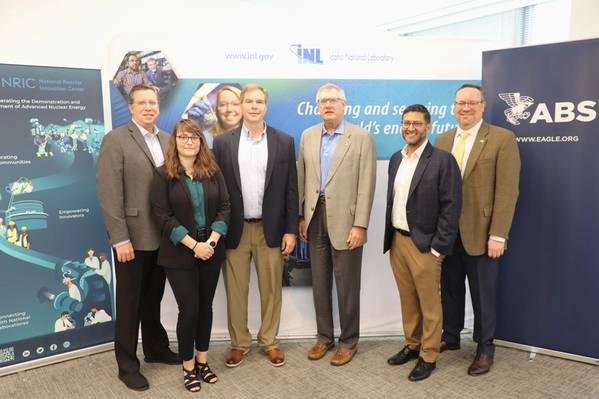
xmin=320 ymin=120 xmax=345 ymax=195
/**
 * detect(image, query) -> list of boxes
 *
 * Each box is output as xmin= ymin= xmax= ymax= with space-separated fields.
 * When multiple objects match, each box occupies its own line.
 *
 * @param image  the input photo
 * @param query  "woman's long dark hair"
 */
xmin=164 ymin=119 xmax=218 ymax=180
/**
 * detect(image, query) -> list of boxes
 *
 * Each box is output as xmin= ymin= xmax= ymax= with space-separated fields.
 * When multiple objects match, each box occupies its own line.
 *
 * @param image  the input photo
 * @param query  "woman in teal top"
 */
xmin=151 ymin=119 xmax=230 ymax=393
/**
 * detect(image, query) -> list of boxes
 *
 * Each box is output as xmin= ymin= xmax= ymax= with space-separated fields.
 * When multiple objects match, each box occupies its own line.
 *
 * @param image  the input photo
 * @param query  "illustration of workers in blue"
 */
xmin=9 ymin=178 xmax=33 ymax=195
xmin=6 ymin=220 xmax=18 ymax=244
xmin=84 ymin=305 xmax=113 ymax=326
xmin=62 ymin=273 xmax=82 ymax=303
xmin=54 ymin=311 xmax=75 ymax=332
xmin=33 ymin=133 xmax=52 ymax=157
xmin=84 ymin=248 xmax=100 ymax=270
xmin=0 ymin=218 xmax=6 ymax=239
xmin=16 ymin=225 xmax=31 ymax=249
xmin=97 ymin=253 xmax=112 ymax=286
xmin=70 ymin=131 xmax=79 ymax=151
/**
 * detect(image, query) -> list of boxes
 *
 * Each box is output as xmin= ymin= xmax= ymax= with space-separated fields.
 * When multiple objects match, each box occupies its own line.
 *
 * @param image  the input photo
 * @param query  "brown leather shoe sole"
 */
xmin=330 ymin=347 xmax=357 ymax=366
xmin=225 ymin=348 xmax=250 ymax=368
xmin=308 ymin=342 xmax=335 ymax=360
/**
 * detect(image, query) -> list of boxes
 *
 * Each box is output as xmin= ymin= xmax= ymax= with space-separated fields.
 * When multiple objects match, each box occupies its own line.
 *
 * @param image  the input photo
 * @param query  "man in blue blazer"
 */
xmin=212 ymin=84 xmax=298 ymax=368
xmin=383 ymin=104 xmax=462 ymax=381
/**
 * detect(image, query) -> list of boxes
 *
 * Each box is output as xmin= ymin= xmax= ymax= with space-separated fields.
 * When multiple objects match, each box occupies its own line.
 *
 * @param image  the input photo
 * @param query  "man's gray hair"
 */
xmin=316 ymin=83 xmax=346 ymax=102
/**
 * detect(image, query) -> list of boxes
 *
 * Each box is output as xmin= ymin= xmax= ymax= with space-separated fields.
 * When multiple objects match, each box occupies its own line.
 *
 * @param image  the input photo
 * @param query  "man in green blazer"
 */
xmin=435 ymin=84 xmax=520 ymax=376
xmin=298 ymin=83 xmax=376 ymax=366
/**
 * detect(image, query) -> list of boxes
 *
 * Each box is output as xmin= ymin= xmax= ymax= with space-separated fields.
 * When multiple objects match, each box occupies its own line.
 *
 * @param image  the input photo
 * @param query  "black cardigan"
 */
xmin=150 ymin=166 xmax=230 ymax=269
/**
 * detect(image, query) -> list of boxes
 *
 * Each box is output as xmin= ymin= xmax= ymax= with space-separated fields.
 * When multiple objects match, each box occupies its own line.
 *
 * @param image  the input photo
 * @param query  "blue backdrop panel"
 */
xmin=482 ymin=39 xmax=599 ymax=360
xmin=110 ymin=78 xmax=478 ymax=160
xmin=0 ymin=64 xmax=114 ymax=370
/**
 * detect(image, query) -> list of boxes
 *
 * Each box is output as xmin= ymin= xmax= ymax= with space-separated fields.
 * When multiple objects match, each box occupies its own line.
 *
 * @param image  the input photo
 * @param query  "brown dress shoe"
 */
xmin=308 ymin=342 xmax=335 ymax=360
xmin=266 ymin=347 xmax=286 ymax=367
xmin=225 ymin=348 xmax=250 ymax=368
xmin=330 ymin=347 xmax=357 ymax=366
xmin=468 ymin=354 xmax=494 ymax=376
xmin=440 ymin=341 xmax=460 ymax=353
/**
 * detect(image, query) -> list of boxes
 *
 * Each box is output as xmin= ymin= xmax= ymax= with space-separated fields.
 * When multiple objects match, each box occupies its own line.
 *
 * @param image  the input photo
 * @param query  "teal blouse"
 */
xmin=169 ymin=174 xmax=228 ymax=244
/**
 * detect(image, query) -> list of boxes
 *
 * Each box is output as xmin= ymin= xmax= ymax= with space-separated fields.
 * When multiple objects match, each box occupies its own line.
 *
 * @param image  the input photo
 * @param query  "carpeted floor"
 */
xmin=1 ymin=337 xmax=597 ymax=398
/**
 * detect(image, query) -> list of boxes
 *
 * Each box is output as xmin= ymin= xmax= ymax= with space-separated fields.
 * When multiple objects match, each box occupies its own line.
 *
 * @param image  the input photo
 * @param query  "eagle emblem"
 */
xmin=498 ymin=92 xmax=534 ymax=125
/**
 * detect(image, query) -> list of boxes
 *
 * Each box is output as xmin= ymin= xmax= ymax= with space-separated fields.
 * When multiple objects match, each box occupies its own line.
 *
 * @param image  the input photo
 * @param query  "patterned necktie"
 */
xmin=452 ymin=132 xmax=468 ymax=170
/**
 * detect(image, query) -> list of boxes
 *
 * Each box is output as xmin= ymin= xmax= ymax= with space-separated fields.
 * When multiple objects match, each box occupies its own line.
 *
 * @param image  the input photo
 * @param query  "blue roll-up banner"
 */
xmin=482 ymin=39 xmax=599 ymax=363
xmin=0 ymin=64 xmax=114 ymax=374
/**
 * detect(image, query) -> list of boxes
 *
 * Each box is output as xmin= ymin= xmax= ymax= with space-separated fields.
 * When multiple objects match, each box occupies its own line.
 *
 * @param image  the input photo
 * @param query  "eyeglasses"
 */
xmin=401 ymin=121 xmax=426 ymax=128
xmin=318 ymin=97 xmax=344 ymax=105
xmin=176 ymin=135 xmax=200 ymax=143
xmin=454 ymin=100 xmax=484 ymax=107
xmin=133 ymin=100 xmax=158 ymax=107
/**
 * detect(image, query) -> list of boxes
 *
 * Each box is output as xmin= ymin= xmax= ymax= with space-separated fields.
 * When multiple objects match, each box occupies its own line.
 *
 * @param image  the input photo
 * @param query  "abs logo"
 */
xmin=290 ymin=44 xmax=324 ymax=64
xmin=499 ymin=92 xmax=596 ymax=125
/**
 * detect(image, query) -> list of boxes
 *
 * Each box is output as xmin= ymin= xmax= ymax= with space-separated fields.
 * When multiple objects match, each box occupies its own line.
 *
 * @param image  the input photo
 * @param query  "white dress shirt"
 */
xmin=392 ymin=140 xmax=428 ymax=231
xmin=238 ymin=123 xmax=268 ymax=219
xmin=132 ymin=119 xmax=164 ymax=167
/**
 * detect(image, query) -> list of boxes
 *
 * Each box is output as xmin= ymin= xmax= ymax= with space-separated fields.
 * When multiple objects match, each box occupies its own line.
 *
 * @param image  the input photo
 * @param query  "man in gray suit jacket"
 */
xmin=96 ymin=85 xmax=177 ymax=391
xmin=298 ymin=83 xmax=376 ymax=366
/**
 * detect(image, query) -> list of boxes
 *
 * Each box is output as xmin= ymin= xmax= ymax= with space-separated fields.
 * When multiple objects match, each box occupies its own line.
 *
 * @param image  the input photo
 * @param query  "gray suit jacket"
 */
xmin=298 ymin=121 xmax=376 ymax=250
xmin=96 ymin=121 xmax=169 ymax=250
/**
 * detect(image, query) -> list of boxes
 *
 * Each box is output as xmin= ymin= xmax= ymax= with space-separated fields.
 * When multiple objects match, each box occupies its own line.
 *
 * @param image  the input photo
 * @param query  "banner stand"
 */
xmin=496 ymin=341 xmax=599 ymax=366
xmin=0 ymin=343 xmax=113 ymax=377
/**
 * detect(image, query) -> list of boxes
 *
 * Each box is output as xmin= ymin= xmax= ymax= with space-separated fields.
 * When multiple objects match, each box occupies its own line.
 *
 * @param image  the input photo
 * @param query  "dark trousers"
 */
xmin=441 ymin=235 xmax=499 ymax=356
xmin=165 ymin=260 xmax=221 ymax=361
xmin=114 ymin=249 xmax=171 ymax=374
xmin=308 ymin=202 xmax=362 ymax=349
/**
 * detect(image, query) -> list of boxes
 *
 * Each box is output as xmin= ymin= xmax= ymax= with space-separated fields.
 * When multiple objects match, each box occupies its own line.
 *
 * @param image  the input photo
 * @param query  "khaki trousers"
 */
xmin=222 ymin=221 xmax=283 ymax=351
xmin=390 ymin=232 xmax=443 ymax=363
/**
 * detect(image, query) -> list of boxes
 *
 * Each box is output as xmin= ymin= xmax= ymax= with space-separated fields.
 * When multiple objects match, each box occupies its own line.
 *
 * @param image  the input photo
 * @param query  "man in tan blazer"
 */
xmin=96 ymin=85 xmax=177 ymax=391
xmin=298 ymin=83 xmax=376 ymax=366
xmin=435 ymin=84 xmax=520 ymax=376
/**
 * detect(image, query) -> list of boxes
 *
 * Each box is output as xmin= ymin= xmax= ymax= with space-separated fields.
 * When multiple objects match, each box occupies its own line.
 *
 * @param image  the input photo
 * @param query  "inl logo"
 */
xmin=290 ymin=44 xmax=324 ymax=64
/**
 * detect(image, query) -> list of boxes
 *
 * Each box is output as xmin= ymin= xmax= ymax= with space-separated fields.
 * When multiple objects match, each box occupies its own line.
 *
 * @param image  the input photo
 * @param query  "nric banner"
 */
xmin=482 ymin=39 xmax=599 ymax=363
xmin=0 ymin=64 xmax=114 ymax=374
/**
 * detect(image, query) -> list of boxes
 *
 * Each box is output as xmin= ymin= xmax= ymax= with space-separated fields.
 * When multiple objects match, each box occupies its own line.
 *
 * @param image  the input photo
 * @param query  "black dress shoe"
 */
xmin=144 ymin=349 xmax=180 ymax=365
xmin=408 ymin=358 xmax=436 ymax=381
xmin=118 ymin=371 xmax=149 ymax=391
xmin=387 ymin=345 xmax=420 ymax=365
xmin=440 ymin=341 xmax=461 ymax=353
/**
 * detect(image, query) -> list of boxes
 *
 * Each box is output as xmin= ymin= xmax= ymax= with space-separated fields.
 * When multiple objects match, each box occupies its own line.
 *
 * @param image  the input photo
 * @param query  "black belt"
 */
xmin=244 ymin=218 xmax=262 ymax=223
xmin=395 ymin=228 xmax=410 ymax=237
xmin=318 ymin=195 xmax=326 ymax=205
xmin=195 ymin=228 xmax=210 ymax=241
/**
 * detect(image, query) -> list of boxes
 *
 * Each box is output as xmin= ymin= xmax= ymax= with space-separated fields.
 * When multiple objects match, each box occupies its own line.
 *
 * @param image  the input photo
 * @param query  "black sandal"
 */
xmin=196 ymin=361 xmax=218 ymax=384
xmin=183 ymin=366 xmax=202 ymax=392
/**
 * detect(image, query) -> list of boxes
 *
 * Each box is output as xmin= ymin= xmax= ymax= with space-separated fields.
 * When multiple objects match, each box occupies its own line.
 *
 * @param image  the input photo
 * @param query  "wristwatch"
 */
xmin=206 ymin=239 xmax=216 ymax=248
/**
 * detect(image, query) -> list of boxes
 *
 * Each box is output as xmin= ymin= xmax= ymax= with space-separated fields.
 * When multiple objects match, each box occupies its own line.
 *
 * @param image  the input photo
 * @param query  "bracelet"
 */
xmin=192 ymin=241 xmax=198 ymax=251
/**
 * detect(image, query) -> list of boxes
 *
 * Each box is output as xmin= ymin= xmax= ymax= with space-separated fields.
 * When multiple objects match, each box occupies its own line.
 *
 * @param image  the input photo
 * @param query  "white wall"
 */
xmin=568 ymin=0 xmax=599 ymax=40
